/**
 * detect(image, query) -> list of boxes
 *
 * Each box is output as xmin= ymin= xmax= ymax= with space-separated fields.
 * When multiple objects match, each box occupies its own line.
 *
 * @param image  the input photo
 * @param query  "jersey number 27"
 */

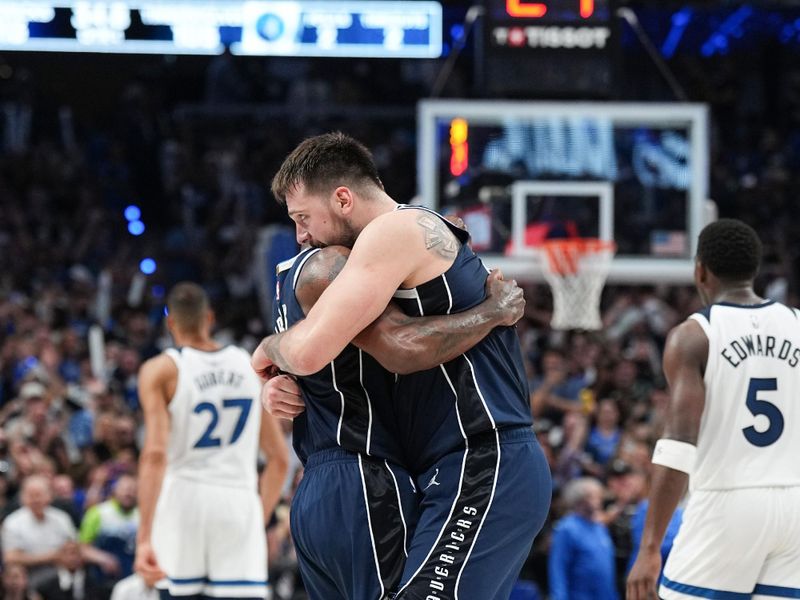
xmin=193 ymin=398 xmax=252 ymax=448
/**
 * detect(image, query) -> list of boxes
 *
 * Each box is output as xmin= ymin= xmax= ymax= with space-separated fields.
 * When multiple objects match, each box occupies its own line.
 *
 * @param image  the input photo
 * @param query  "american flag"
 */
xmin=650 ymin=230 xmax=687 ymax=256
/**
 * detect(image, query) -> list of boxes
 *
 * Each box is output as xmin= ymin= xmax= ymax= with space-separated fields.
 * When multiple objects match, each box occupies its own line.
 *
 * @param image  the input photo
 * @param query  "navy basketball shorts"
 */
xmin=393 ymin=427 xmax=551 ymax=600
xmin=290 ymin=449 xmax=419 ymax=600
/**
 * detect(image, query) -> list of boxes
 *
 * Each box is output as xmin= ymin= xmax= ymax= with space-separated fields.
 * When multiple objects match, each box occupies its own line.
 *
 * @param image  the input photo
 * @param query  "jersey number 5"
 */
xmin=743 ymin=378 xmax=784 ymax=447
xmin=193 ymin=398 xmax=253 ymax=448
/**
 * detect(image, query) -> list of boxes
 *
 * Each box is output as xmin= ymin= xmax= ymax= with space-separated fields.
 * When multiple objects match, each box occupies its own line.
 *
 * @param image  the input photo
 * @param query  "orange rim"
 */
xmin=541 ymin=238 xmax=617 ymax=276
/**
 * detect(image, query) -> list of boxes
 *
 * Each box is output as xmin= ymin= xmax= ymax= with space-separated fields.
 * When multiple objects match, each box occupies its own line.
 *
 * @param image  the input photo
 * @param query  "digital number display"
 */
xmin=482 ymin=0 xmax=614 ymax=96
xmin=487 ymin=0 xmax=609 ymax=23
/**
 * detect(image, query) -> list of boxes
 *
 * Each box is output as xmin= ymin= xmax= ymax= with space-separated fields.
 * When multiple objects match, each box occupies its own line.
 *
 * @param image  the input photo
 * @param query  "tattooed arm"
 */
xmin=253 ymin=209 xmax=468 ymax=376
xmin=291 ymin=246 xmax=524 ymax=374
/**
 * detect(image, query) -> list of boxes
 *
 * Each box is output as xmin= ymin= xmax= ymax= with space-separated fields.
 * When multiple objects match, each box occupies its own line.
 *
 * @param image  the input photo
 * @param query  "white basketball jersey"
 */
xmin=163 ymin=346 xmax=262 ymax=489
xmin=690 ymin=301 xmax=800 ymax=491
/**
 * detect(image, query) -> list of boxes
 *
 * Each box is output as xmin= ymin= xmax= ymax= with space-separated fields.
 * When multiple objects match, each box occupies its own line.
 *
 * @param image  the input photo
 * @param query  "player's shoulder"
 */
xmin=361 ymin=205 xmax=425 ymax=235
xmin=772 ymin=300 xmax=800 ymax=320
xmin=358 ymin=206 xmax=458 ymax=251
xmin=667 ymin=317 xmax=707 ymax=343
xmin=276 ymin=247 xmax=323 ymax=277
xmin=295 ymin=246 xmax=351 ymax=310
xmin=139 ymin=351 xmax=179 ymax=383
xmin=141 ymin=351 xmax=178 ymax=371
xmin=664 ymin=318 xmax=709 ymax=365
xmin=301 ymin=246 xmax=351 ymax=279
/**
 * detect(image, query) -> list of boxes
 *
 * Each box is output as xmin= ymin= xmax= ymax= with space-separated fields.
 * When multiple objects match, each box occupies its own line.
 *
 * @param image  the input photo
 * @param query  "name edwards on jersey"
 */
xmin=194 ymin=370 xmax=246 ymax=392
xmin=720 ymin=334 xmax=800 ymax=369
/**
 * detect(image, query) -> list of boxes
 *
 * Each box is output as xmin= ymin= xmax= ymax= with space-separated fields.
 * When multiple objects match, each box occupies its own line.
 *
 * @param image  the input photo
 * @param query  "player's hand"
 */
xmin=261 ymin=375 xmax=306 ymax=420
xmin=626 ymin=548 xmax=662 ymax=600
xmin=134 ymin=540 xmax=166 ymax=588
xmin=485 ymin=269 xmax=525 ymax=326
xmin=251 ymin=340 xmax=280 ymax=382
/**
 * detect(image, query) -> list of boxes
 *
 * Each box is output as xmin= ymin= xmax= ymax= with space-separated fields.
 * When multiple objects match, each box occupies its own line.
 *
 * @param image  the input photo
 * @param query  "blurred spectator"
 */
xmin=5 ymin=381 xmax=54 ymax=446
xmin=52 ymin=474 xmax=82 ymax=527
xmin=35 ymin=541 xmax=112 ymax=600
xmin=583 ymin=398 xmax=623 ymax=477
xmin=600 ymin=359 xmax=652 ymax=420
xmin=1 ymin=475 xmax=76 ymax=588
xmin=65 ymin=387 xmax=94 ymax=451
xmin=79 ymin=475 xmax=138 ymax=580
xmin=548 ymin=477 xmax=618 ymax=600
xmin=530 ymin=349 xmax=588 ymax=424
xmin=552 ymin=412 xmax=591 ymax=490
xmin=1 ymin=563 xmax=43 ymax=600
xmin=602 ymin=461 xmax=647 ymax=592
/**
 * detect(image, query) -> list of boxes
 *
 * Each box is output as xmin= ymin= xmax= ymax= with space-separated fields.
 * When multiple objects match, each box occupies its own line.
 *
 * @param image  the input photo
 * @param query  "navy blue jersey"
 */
xmin=273 ymin=248 xmax=404 ymax=466
xmin=391 ymin=206 xmax=533 ymax=473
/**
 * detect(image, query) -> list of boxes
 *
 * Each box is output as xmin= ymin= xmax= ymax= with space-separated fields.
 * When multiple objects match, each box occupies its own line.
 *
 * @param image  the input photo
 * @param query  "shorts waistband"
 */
xmin=304 ymin=448 xmax=407 ymax=471
xmin=469 ymin=425 xmax=535 ymax=446
xmin=305 ymin=448 xmax=360 ymax=469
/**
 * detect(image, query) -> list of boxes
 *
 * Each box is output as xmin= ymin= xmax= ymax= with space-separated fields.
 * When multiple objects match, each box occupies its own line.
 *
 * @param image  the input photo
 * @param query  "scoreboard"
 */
xmin=483 ymin=0 xmax=615 ymax=97
xmin=0 ymin=1 xmax=442 ymax=58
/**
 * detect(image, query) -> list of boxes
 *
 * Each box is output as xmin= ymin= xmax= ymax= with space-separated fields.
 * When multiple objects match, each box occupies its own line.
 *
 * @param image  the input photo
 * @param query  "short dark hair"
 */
xmin=166 ymin=282 xmax=209 ymax=332
xmin=271 ymin=132 xmax=383 ymax=205
xmin=696 ymin=218 xmax=762 ymax=281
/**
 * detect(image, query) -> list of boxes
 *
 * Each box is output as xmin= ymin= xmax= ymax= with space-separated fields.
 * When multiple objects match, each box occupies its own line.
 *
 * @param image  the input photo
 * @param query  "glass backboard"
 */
xmin=417 ymin=100 xmax=710 ymax=283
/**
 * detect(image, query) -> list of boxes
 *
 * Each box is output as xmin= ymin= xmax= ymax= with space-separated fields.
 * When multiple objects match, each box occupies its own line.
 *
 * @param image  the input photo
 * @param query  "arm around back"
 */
xmin=255 ymin=211 xmax=432 ymax=376
xmin=294 ymin=247 xmax=526 ymax=374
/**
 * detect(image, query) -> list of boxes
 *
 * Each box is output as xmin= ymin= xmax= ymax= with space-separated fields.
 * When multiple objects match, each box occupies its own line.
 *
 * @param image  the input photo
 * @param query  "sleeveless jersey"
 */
xmin=391 ymin=206 xmax=533 ymax=472
xmin=689 ymin=300 xmax=800 ymax=490
xmin=273 ymin=248 xmax=404 ymax=466
xmin=163 ymin=345 xmax=262 ymax=489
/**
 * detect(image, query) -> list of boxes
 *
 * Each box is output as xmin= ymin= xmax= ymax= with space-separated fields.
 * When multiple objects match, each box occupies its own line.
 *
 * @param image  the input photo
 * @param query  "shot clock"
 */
xmin=490 ymin=0 xmax=609 ymax=22
xmin=482 ymin=0 xmax=615 ymax=97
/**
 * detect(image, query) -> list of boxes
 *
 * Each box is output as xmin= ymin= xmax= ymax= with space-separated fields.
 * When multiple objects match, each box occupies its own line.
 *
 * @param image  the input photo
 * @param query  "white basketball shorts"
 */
xmin=152 ymin=476 xmax=268 ymax=598
xmin=660 ymin=486 xmax=800 ymax=600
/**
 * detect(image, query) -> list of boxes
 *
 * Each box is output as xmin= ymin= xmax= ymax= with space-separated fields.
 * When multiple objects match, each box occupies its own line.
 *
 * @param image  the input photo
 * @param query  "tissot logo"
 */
xmin=492 ymin=25 xmax=610 ymax=49
xmin=256 ymin=13 xmax=285 ymax=41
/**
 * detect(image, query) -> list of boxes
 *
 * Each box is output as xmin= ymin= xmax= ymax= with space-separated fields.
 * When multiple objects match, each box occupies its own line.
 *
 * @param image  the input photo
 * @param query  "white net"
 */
xmin=538 ymin=239 xmax=616 ymax=331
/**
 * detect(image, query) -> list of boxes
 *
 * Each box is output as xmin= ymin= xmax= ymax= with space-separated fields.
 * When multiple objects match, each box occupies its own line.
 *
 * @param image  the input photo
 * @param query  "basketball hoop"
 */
xmin=538 ymin=238 xmax=616 ymax=330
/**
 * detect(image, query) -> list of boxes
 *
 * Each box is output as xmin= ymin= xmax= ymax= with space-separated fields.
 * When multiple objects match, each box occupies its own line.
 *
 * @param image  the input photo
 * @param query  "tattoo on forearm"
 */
xmin=409 ymin=310 xmax=492 ymax=364
xmin=416 ymin=214 xmax=458 ymax=260
xmin=260 ymin=334 xmax=297 ymax=374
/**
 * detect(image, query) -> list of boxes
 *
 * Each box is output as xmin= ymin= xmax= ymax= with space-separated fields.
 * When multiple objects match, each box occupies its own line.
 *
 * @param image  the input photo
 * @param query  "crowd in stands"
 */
xmin=0 ymin=34 xmax=798 ymax=599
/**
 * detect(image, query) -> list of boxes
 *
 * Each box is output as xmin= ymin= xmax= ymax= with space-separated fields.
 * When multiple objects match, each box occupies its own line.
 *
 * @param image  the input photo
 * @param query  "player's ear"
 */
xmin=165 ymin=314 xmax=176 ymax=335
xmin=333 ymin=186 xmax=354 ymax=215
xmin=694 ymin=259 xmax=710 ymax=287
xmin=206 ymin=309 xmax=216 ymax=330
